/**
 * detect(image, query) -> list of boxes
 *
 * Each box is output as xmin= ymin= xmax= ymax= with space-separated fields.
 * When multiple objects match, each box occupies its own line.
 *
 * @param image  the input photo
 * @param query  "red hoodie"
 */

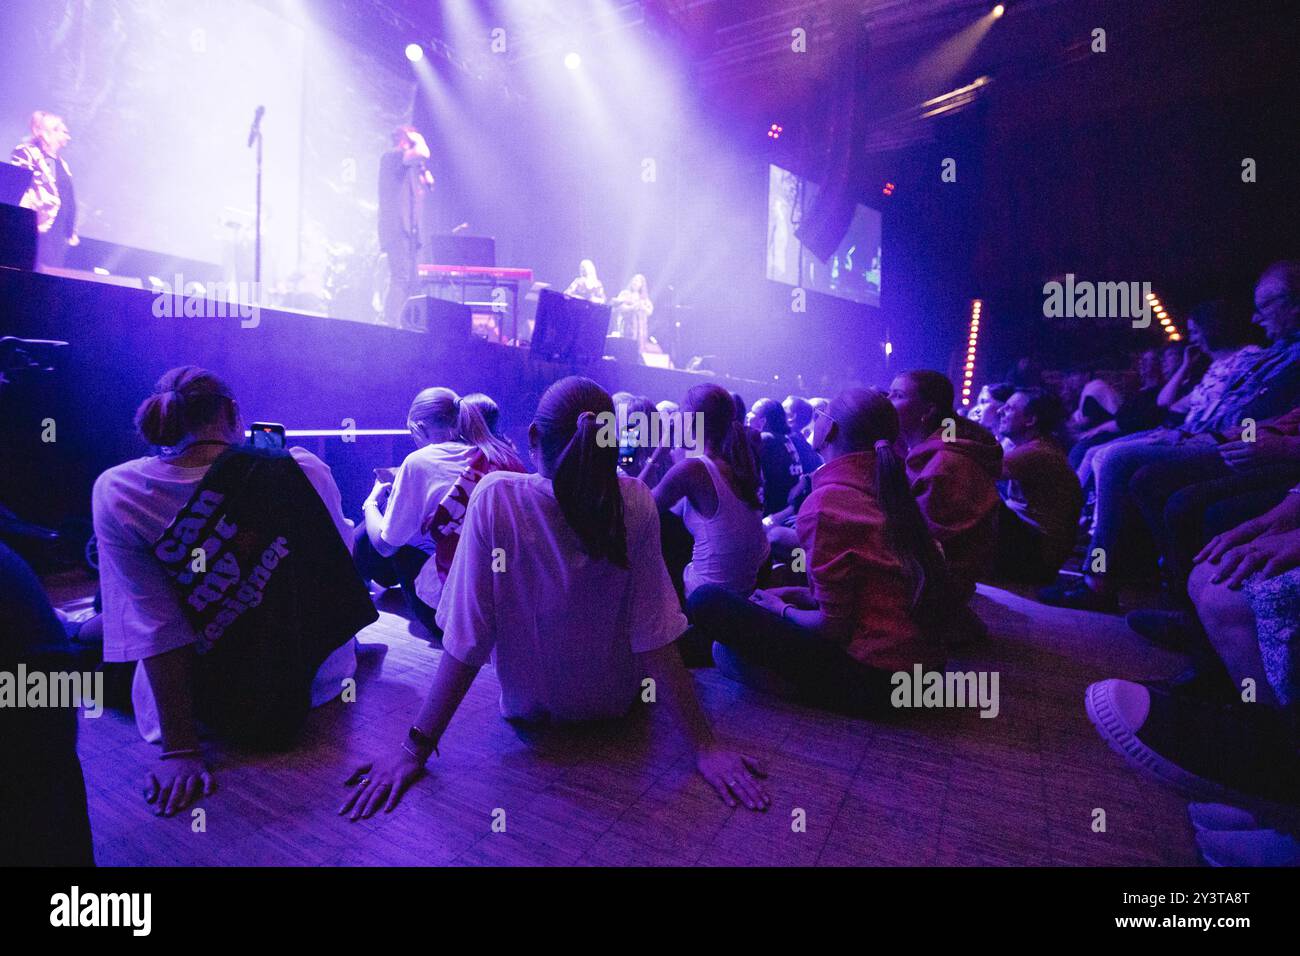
xmin=903 ymin=416 xmax=1003 ymax=602
xmin=795 ymin=451 xmax=937 ymax=672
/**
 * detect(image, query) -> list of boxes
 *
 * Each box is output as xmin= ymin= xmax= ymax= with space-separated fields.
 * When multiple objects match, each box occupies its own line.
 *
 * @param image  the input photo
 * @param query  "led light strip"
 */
xmin=1146 ymin=291 xmax=1181 ymax=342
xmin=962 ymin=299 xmax=981 ymax=406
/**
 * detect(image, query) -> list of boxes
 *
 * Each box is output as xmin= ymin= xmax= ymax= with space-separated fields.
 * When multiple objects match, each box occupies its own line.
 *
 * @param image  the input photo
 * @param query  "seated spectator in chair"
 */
xmin=1068 ymin=346 xmax=1183 ymax=476
xmin=1124 ymin=403 xmax=1300 ymax=627
xmin=688 ymin=387 xmax=949 ymax=716
xmin=889 ymin=370 xmax=1003 ymax=622
xmin=993 ymin=389 xmax=1083 ymax=585
xmin=653 ymin=384 xmax=768 ymax=601
xmin=93 ymin=367 xmax=376 ymax=817
xmin=1044 ymin=269 xmax=1300 ymax=611
xmin=355 ymin=388 xmax=490 ymax=633
xmin=340 ymin=376 xmax=771 ymax=819
xmin=1085 ymin=490 xmax=1300 ymax=865
xmin=747 ymin=398 xmax=806 ymax=516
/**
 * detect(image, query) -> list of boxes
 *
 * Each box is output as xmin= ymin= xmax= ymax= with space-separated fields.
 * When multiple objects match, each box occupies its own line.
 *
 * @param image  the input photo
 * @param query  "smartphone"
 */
xmin=618 ymin=428 xmax=638 ymax=473
xmin=373 ymin=467 xmax=397 ymax=484
xmin=247 ymin=422 xmax=286 ymax=450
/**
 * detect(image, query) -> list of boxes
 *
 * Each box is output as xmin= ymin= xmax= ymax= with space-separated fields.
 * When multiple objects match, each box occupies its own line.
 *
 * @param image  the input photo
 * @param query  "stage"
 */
xmin=0 ymin=267 xmax=765 ymax=525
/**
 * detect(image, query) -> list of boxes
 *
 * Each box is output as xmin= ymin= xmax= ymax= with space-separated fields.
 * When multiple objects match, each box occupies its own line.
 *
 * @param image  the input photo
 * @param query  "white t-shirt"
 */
xmin=379 ymin=441 xmax=476 ymax=554
xmin=92 ymin=446 xmax=358 ymax=742
xmin=436 ymin=471 xmax=688 ymax=721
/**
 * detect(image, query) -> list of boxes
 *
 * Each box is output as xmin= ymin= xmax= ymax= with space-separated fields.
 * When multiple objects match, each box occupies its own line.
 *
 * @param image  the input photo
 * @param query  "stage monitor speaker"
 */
xmin=427 ymin=234 xmax=495 ymax=267
xmin=0 ymin=163 xmax=33 ymax=206
xmin=530 ymin=290 xmax=610 ymax=365
xmin=603 ymin=336 xmax=643 ymax=365
xmin=400 ymin=295 xmax=472 ymax=341
xmin=0 ymin=203 xmax=37 ymax=271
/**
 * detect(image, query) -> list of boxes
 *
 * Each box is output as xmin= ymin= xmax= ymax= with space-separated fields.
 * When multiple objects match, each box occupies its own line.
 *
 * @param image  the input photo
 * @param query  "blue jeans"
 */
xmin=1089 ymin=433 xmax=1224 ymax=578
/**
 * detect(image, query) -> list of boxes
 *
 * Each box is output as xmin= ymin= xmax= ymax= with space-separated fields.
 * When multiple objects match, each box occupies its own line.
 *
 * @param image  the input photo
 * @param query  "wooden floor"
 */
xmin=73 ymin=584 xmax=1201 ymax=866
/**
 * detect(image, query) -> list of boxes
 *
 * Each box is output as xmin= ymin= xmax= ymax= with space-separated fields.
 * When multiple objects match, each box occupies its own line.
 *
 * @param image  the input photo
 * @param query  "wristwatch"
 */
xmin=405 ymin=725 xmax=438 ymax=761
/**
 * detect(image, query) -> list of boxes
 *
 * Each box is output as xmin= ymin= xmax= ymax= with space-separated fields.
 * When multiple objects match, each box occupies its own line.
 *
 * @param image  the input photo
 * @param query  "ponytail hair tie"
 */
xmin=875 ymin=439 xmax=892 ymax=452
xmin=576 ymin=410 xmax=597 ymax=428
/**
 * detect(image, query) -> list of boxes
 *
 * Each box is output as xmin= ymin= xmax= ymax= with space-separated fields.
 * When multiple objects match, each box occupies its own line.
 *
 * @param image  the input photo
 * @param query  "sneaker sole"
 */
xmin=1084 ymin=681 xmax=1298 ymax=824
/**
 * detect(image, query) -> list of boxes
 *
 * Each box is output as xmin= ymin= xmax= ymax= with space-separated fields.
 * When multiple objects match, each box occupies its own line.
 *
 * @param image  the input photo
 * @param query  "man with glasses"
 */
xmin=1043 ymin=261 xmax=1300 ymax=612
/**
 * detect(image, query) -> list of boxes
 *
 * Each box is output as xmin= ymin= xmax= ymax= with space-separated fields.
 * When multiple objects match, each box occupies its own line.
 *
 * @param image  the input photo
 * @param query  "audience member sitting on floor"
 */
xmin=0 ymin=541 xmax=96 ymax=864
xmin=460 ymin=391 xmax=514 ymax=448
xmin=653 ymin=383 xmax=768 ymax=601
xmin=1085 ymin=489 xmax=1300 ymax=866
xmin=747 ymin=397 xmax=806 ymax=516
xmin=688 ymin=387 xmax=948 ymax=715
xmin=889 ymin=369 xmax=1002 ymax=634
xmin=967 ymin=382 xmax=1014 ymax=431
xmin=355 ymin=387 xmax=476 ymax=632
xmin=410 ymin=397 xmax=526 ymax=616
xmin=782 ymin=395 xmax=823 ymax=472
xmin=1044 ymin=267 xmax=1300 ymax=611
xmin=93 ymin=366 xmax=376 ymax=817
xmin=340 ymin=376 xmax=770 ymax=819
xmin=992 ymin=389 xmax=1083 ymax=585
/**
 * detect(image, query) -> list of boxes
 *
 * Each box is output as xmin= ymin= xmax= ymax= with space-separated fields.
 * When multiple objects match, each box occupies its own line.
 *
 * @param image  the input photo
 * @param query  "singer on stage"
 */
xmin=610 ymin=273 xmax=654 ymax=352
xmin=563 ymin=258 xmax=606 ymax=304
xmin=10 ymin=111 xmax=78 ymax=269
xmin=377 ymin=125 xmax=434 ymax=328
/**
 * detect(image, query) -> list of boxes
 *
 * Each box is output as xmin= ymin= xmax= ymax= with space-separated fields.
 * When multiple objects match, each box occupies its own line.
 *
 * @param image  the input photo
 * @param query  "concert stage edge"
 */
xmin=0 ymin=268 xmax=761 ymax=524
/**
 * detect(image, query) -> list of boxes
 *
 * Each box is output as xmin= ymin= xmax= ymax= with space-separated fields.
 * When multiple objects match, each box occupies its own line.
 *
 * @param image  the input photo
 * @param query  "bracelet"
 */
xmin=780 ymin=604 xmax=792 ymax=621
xmin=401 ymin=741 xmax=431 ymax=763
xmin=406 ymin=725 xmax=439 ymax=760
xmin=160 ymin=748 xmax=202 ymax=761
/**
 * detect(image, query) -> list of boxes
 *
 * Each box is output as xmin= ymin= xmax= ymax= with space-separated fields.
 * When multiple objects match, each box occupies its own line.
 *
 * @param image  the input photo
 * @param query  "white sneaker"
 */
xmin=1196 ymin=828 xmax=1300 ymax=867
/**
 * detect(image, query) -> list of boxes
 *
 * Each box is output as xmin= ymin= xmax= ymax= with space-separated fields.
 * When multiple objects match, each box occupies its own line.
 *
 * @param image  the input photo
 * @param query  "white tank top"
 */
xmin=681 ymin=456 xmax=769 ymax=598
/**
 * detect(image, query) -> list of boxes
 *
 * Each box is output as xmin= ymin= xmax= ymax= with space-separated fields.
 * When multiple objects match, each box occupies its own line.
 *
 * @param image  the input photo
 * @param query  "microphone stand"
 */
xmin=253 ymin=128 xmax=264 ymax=291
xmin=247 ymin=106 xmax=265 ymax=294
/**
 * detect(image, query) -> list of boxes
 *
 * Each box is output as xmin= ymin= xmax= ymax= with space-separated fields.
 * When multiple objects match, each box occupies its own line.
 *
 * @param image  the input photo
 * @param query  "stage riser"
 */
xmin=0 ymin=270 xmax=761 ymax=523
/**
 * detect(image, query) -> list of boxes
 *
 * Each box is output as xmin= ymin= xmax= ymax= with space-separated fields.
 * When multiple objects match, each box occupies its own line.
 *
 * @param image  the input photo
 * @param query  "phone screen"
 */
xmin=248 ymin=422 xmax=286 ymax=450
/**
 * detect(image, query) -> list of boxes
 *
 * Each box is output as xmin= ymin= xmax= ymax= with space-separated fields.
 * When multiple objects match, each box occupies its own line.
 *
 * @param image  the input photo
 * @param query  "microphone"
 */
xmin=246 ymin=105 xmax=265 ymax=148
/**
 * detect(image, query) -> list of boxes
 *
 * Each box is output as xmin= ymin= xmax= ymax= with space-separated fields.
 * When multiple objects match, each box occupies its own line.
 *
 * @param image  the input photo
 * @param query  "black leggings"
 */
xmin=686 ymin=585 xmax=896 ymax=717
xmin=351 ymin=526 xmax=439 ymax=635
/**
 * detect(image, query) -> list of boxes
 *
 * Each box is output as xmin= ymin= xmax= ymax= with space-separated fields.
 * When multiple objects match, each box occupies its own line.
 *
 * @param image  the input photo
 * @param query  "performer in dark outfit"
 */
xmin=377 ymin=125 xmax=434 ymax=328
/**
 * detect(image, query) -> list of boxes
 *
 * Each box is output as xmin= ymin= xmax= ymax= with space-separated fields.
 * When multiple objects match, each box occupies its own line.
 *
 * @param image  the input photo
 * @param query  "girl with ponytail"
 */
xmin=94 ymin=366 xmax=361 ymax=818
xmin=342 ymin=376 xmax=772 ymax=820
xmin=653 ymin=384 xmax=768 ymax=601
xmin=688 ymin=387 xmax=949 ymax=716
xmin=408 ymin=395 xmax=526 ymax=611
xmin=357 ymin=386 xmax=478 ymax=632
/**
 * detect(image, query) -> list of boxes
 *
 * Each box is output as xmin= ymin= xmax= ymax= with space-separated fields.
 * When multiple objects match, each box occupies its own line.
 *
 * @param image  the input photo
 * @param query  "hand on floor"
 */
xmin=145 ymin=754 xmax=215 ymax=817
xmin=696 ymin=744 xmax=770 ymax=811
xmin=339 ymin=751 xmax=426 ymax=821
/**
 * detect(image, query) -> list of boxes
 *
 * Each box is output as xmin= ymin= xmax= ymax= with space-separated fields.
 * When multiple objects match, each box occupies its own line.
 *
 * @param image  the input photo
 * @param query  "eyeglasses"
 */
xmin=1254 ymin=292 xmax=1296 ymax=320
